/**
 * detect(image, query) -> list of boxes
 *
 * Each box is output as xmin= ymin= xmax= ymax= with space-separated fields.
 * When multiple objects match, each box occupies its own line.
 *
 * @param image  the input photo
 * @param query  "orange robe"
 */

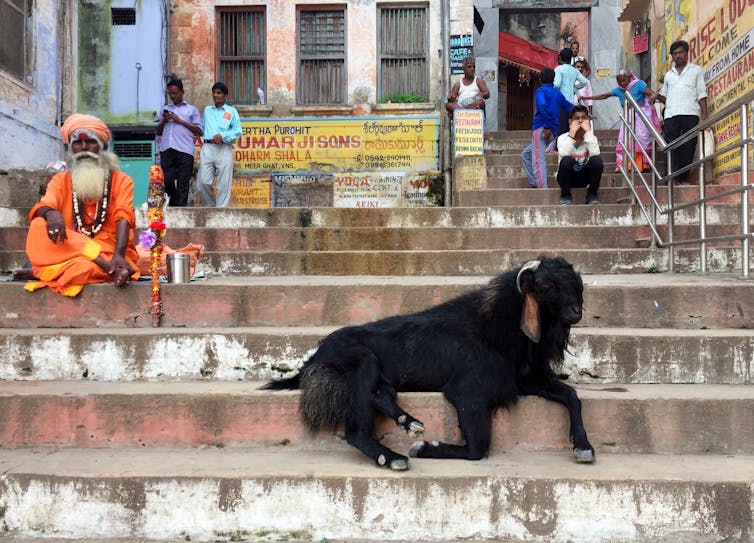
xmin=25 ymin=169 xmax=141 ymax=296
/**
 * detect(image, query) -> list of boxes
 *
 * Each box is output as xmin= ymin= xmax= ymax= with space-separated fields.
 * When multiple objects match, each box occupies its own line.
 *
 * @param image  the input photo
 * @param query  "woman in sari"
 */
xmin=583 ymin=68 xmax=662 ymax=172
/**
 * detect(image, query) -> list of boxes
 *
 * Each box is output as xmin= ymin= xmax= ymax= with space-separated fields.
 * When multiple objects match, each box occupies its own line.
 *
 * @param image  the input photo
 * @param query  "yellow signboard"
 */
xmin=230 ymin=175 xmax=271 ymax=208
xmin=663 ymin=0 xmax=754 ymax=177
xmin=213 ymin=116 xmax=439 ymax=173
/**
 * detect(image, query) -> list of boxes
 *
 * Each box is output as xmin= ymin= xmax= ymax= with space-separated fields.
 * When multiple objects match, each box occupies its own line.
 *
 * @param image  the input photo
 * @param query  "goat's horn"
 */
xmin=516 ymin=260 xmax=541 ymax=294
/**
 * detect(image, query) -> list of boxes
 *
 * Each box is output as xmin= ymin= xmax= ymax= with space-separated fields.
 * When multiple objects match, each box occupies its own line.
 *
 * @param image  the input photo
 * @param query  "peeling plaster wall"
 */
xmin=0 ymin=0 xmax=68 ymax=169
xmin=78 ymin=0 xmax=166 ymax=125
xmin=171 ymin=0 xmax=446 ymax=115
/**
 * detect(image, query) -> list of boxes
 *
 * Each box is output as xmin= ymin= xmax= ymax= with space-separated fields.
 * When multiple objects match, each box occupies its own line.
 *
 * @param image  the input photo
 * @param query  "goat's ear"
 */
xmin=521 ymin=292 xmax=541 ymax=343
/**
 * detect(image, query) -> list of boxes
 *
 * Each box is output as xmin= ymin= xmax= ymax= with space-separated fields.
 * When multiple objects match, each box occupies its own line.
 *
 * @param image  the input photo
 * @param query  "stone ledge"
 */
xmin=235 ymin=104 xmax=274 ymax=117
xmin=373 ymin=102 xmax=438 ymax=115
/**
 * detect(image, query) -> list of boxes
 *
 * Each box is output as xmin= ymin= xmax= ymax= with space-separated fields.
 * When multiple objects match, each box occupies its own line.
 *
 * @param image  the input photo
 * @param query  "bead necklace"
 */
xmin=72 ymin=173 xmax=112 ymax=237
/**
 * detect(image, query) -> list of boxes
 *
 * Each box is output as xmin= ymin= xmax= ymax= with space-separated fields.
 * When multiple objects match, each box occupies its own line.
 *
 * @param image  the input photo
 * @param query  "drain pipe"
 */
xmin=440 ymin=0 xmax=452 ymax=206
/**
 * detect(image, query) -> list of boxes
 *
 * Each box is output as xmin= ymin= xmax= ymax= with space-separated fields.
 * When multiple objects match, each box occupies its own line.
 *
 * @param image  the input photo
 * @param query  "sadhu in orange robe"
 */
xmin=25 ymin=169 xmax=141 ymax=297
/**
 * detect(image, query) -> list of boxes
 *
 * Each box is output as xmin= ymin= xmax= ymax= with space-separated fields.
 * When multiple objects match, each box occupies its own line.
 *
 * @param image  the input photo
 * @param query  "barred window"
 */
xmin=298 ymin=8 xmax=346 ymax=105
xmin=217 ymin=7 xmax=266 ymax=105
xmin=0 ymin=0 xmax=33 ymax=81
xmin=378 ymin=5 xmax=428 ymax=101
xmin=111 ymin=8 xmax=136 ymax=26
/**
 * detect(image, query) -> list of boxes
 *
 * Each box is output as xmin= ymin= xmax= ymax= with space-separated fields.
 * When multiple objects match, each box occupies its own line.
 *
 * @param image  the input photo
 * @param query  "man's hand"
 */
xmin=45 ymin=209 xmax=67 ymax=244
xmin=580 ymin=118 xmax=592 ymax=133
xmin=542 ymin=128 xmax=552 ymax=140
xmin=212 ymin=134 xmax=223 ymax=144
xmin=107 ymin=253 xmax=134 ymax=287
xmin=569 ymin=119 xmax=582 ymax=138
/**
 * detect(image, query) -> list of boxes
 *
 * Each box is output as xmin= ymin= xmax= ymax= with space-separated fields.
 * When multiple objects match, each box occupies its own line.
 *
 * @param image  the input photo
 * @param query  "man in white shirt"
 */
xmin=556 ymin=105 xmax=603 ymax=205
xmin=652 ymin=40 xmax=708 ymax=183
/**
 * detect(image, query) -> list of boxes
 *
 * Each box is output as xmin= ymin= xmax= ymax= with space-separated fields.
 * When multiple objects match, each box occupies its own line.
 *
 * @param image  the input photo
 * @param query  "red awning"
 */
xmin=498 ymin=31 xmax=558 ymax=73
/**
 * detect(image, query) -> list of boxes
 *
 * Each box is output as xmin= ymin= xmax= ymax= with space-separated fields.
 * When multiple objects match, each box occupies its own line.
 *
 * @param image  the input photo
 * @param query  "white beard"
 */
xmin=68 ymin=151 xmax=117 ymax=200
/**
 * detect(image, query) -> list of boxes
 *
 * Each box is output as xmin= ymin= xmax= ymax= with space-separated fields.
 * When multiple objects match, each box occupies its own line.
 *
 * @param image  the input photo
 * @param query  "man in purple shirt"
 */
xmin=156 ymin=78 xmax=203 ymax=206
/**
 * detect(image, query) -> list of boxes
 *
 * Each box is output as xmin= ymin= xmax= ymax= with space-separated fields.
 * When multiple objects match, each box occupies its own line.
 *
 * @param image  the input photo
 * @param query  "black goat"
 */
xmin=262 ymin=257 xmax=595 ymax=470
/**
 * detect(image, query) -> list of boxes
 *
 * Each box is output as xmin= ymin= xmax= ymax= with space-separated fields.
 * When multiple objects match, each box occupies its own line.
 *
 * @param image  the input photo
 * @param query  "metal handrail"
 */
xmin=617 ymin=88 xmax=753 ymax=278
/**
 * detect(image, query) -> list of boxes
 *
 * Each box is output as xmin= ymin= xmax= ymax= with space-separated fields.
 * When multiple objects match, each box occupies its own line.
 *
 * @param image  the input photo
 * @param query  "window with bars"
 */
xmin=0 ymin=0 xmax=33 ymax=81
xmin=378 ymin=5 xmax=429 ymax=101
xmin=217 ymin=7 xmax=266 ymax=105
xmin=298 ymin=8 xmax=346 ymax=105
xmin=111 ymin=7 xmax=136 ymax=25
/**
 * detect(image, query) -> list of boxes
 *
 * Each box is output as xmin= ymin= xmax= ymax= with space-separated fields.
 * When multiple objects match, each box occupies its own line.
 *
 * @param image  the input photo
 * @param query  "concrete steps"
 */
xmin=3 ymin=326 xmax=753 ymax=384
xmin=0 ymin=447 xmax=751 ymax=542
xmin=1 ymin=129 xmax=753 ymax=542
xmin=0 ymin=381 xmax=752 ymax=454
xmin=3 ymin=273 xmax=753 ymax=329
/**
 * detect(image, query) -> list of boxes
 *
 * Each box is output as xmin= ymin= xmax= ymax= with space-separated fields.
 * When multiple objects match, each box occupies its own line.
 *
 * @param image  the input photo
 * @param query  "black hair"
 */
xmin=559 ymin=48 xmax=573 ymax=63
xmin=670 ymin=40 xmax=689 ymax=53
xmin=166 ymin=78 xmax=183 ymax=91
xmin=212 ymin=82 xmax=229 ymax=95
xmin=569 ymin=104 xmax=589 ymax=118
xmin=540 ymin=67 xmax=555 ymax=85
xmin=575 ymin=59 xmax=591 ymax=73
xmin=571 ymin=40 xmax=580 ymax=48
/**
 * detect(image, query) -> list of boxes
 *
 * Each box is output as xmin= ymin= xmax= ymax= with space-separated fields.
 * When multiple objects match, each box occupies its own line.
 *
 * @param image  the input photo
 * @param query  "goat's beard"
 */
xmin=68 ymin=150 xmax=118 ymax=200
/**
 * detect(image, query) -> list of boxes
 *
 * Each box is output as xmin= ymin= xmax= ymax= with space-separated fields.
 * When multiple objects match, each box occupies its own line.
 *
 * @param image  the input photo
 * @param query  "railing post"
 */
xmin=698 ymin=131 xmax=707 ymax=273
xmin=741 ymin=103 xmax=750 ymax=279
xmin=651 ymin=137 xmax=658 ymax=246
xmin=667 ymin=147 xmax=675 ymax=272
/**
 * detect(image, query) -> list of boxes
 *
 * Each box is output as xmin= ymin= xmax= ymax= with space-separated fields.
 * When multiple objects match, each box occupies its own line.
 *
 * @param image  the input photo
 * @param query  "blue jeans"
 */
xmin=521 ymin=127 xmax=551 ymax=188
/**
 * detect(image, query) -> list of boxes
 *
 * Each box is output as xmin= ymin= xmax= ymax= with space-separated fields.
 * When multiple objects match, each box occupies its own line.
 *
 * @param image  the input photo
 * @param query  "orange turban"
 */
xmin=60 ymin=114 xmax=112 ymax=145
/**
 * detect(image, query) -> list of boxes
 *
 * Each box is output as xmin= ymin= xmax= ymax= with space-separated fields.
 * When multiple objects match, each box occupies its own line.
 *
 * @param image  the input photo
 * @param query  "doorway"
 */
xmin=505 ymin=67 xmax=533 ymax=130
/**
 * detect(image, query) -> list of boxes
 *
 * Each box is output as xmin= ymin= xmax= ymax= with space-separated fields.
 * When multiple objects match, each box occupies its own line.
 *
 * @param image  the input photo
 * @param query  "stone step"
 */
xmin=3 ymin=204 xmax=750 ymax=230
xmin=1 ymin=273 xmax=751 ymax=330
xmin=1 ymin=326 xmax=752 ymax=384
xmin=455 ymin=185 xmax=742 ymax=207
xmin=3 ymin=224 xmax=746 ymax=252
xmin=0 ymin=447 xmax=750 ymax=541
xmin=1 ymin=246 xmax=678 ymax=278
xmin=0 ymin=381 xmax=752 ymax=454
xmin=486 ymin=175 xmax=625 ymax=189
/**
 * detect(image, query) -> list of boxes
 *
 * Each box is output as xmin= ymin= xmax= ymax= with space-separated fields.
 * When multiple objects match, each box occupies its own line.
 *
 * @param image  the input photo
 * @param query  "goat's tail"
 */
xmin=299 ymin=363 xmax=350 ymax=431
xmin=259 ymin=373 xmax=301 ymax=390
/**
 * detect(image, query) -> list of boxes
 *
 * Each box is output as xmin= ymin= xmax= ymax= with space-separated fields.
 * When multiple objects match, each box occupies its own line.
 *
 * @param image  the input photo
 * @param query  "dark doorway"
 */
xmin=505 ymin=67 xmax=533 ymax=130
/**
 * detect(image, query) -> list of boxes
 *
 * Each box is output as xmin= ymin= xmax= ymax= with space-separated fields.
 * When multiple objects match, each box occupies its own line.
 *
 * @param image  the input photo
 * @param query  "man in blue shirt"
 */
xmin=521 ymin=68 xmax=574 ymax=188
xmin=197 ymin=82 xmax=242 ymax=208
xmin=554 ymin=48 xmax=588 ymax=136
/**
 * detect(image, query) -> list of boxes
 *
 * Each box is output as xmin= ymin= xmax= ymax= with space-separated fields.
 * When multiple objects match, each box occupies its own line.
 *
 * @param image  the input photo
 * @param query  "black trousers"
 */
xmin=160 ymin=148 xmax=195 ymax=206
xmin=662 ymin=115 xmax=699 ymax=182
xmin=557 ymin=156 xmax=603 ymax=197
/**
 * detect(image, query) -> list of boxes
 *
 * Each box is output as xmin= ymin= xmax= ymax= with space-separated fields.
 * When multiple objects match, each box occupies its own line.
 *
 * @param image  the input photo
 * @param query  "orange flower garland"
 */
xmin=145 ymin=165 xmax=165 ymax=327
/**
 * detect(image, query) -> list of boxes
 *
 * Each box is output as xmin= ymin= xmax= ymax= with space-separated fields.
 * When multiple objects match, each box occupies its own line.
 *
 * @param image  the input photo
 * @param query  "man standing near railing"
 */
xmin=652 ymin=40 xmax=708 ymax=184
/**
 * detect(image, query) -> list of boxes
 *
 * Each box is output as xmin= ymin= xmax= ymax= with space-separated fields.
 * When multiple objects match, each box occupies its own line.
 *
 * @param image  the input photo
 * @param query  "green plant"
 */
xmin=378 ymin=92 xmax=428 ymax=104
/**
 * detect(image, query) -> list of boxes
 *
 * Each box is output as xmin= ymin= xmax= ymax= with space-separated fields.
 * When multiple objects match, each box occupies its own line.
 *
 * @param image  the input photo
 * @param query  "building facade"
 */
xmin=0 ymin=0 xmax=73 ymax=169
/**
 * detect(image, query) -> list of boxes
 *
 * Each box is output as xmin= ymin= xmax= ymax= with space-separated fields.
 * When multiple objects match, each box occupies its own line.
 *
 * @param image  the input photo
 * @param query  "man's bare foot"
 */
xmin=12 ymin=268 xmax=36 ymax=281
xmin=112 ymin=266 xmax=132 ymax=287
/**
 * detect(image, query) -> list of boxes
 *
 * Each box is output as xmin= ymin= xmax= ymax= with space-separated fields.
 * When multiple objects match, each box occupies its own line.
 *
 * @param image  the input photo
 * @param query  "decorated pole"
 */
xmin=141 ymin=165 xmax=166 ymax=327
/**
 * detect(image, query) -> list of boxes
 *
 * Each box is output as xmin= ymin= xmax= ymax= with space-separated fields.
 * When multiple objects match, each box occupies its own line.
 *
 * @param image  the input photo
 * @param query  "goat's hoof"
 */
xmin=409 ymin=441 xmax=428 ymax=457
xmin=389 ymin=458 xmax=409 ymax=471
xmin=574 ymin=448 xmax=595 ymax=463
xmin=407 ymin=421 xmax=425 ymax=438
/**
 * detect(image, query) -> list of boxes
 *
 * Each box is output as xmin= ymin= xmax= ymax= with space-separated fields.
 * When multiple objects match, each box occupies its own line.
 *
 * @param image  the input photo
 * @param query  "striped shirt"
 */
xmin=661 ymin=62 xmax=707 ymax=119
